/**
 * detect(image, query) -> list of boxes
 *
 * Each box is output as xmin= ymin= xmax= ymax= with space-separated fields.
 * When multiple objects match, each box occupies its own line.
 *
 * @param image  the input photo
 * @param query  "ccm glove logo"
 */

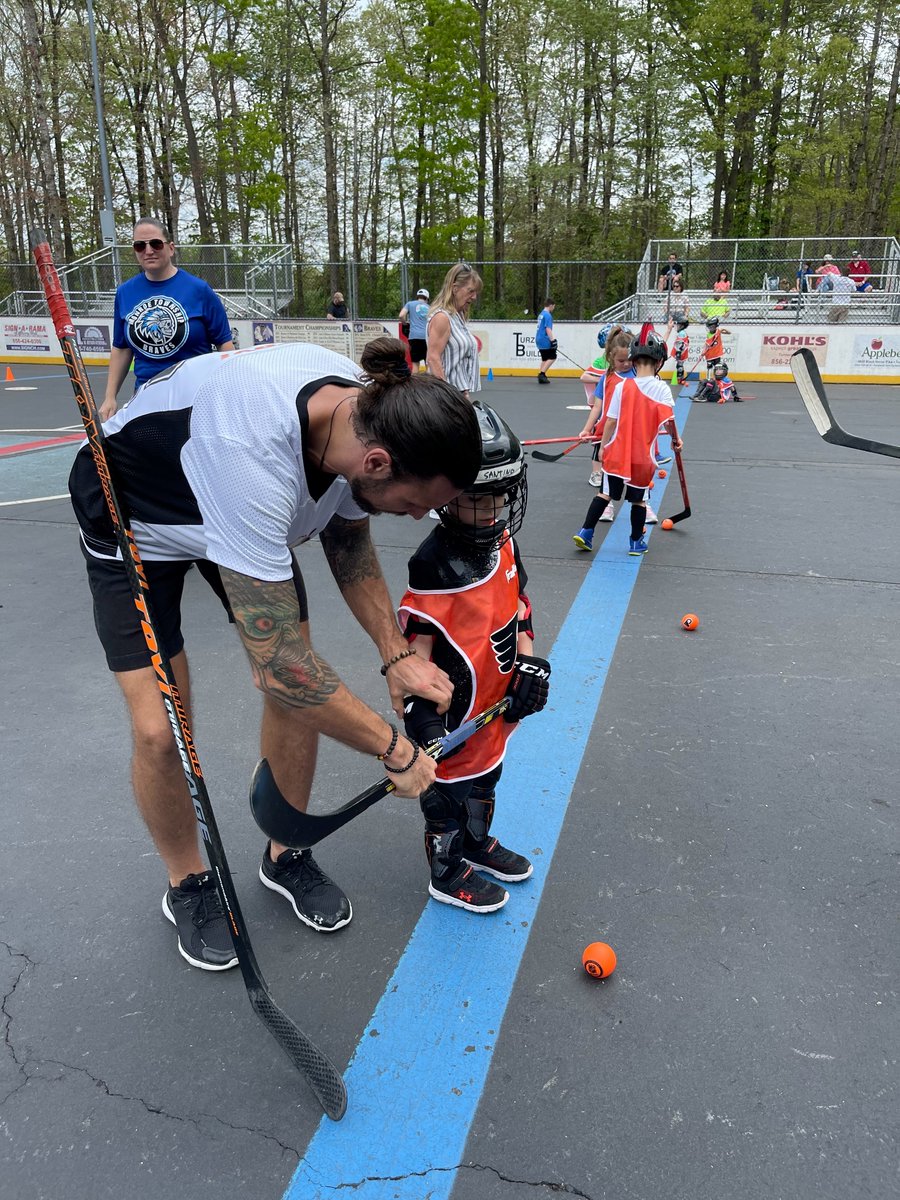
xmin=504 ymin=654 xmax=552 ymax=722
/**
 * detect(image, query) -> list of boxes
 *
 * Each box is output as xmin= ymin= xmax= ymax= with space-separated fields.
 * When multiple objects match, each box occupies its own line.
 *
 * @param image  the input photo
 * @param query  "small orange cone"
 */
xmin=4 ymin=366 xmax=14 ymax=382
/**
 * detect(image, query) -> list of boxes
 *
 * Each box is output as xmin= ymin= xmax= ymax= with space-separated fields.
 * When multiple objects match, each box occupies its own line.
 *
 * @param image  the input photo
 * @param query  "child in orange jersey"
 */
xmin=398 ymin=402 xmax=550 ymax=914
xmin=573 ymin=331 xmax=682 ymax=555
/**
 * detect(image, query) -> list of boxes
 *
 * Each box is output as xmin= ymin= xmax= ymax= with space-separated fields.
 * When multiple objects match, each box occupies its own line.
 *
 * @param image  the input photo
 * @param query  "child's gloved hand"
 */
xmin=504 ymin=655 xmax=551 ymax=722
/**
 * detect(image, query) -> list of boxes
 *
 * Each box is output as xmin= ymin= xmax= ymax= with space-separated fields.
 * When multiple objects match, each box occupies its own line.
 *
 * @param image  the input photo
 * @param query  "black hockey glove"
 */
xmin=402 ymin=696 xmax=462 ymax=759
xmin=504 ymin=654 xmax=551 ymax=722
xmin=549 ymin=339 xmax=559 ymax=351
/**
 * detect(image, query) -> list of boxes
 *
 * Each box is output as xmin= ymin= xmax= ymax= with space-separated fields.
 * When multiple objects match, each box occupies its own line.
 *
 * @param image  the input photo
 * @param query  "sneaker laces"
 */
xmin=276 ymin=850 xmax=330 ymax=898
xmin=191 ymin=875 xmax=227 ymax=929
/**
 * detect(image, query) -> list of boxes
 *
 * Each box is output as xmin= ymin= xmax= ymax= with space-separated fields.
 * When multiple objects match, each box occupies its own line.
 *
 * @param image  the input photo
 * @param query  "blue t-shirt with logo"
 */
xmin=404 ymin=299 xmax=430 ymax=340
xmin=535 ymin=307 xmax=554 ymax=349
xmin=113 ymin=269 xmax=232 ymax=387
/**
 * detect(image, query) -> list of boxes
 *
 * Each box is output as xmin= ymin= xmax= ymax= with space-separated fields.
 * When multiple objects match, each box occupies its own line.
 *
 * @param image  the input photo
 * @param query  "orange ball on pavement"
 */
xmin=658 ymin=468 xmax=667 ymax=478
xmin=681 ymin=613 xmax=699 ymax=630
xmin=661 ymin=518 xmax=674 ymax=530
xmin=648 ymin=480 xmax=655 ymax=490
xmin=582 ymin=942 xmax=617 ymax=979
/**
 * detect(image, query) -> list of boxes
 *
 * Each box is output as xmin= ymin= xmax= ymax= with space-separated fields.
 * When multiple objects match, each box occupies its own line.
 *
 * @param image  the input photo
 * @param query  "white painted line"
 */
xmin=0 ymin=493 xmax=69 ymax=507
xmin=566 ymin=404 xmax=591 ymax=410
xmin=3 ymin=386 xmax=39 ymax=392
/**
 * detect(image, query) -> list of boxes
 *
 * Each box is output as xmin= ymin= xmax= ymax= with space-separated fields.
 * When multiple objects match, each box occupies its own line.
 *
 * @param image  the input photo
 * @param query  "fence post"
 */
xmin=400 ymin=260 xmax=409 ymax=307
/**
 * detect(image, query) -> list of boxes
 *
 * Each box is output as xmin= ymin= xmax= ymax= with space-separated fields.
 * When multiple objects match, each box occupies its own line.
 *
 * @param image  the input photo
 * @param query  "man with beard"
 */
xmin=68 ymin=337 xmax=482 ymax=969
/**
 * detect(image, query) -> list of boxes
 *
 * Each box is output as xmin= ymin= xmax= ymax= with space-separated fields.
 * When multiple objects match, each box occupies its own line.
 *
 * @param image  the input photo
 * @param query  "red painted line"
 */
xmin=0 ymin=433 xmax=83 ymax=457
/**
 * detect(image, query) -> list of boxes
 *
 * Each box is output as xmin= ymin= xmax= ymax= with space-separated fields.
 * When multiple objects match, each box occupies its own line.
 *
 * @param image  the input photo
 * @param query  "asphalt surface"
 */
xmin=1 ymin=362 xmax=897 ymax=1200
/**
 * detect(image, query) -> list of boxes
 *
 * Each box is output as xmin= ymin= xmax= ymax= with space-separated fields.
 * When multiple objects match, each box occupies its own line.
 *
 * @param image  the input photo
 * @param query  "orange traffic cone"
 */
xmin=4 ymin=366 xmax=14 ymax=382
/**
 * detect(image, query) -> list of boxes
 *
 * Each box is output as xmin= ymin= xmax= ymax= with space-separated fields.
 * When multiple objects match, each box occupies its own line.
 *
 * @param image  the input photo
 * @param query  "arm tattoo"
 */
xmin=219 ymin=567 xmax=339 ymax=707
xmin=319 ymin=514 xmax=383 ymax=590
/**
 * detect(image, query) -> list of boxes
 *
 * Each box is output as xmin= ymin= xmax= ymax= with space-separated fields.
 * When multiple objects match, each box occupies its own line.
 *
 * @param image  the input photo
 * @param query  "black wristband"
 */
xmin=376 ymin=725 xmax=399 ymax=761
xmin=384 ymin=744 xmax=420 ymax=775
xmin=380 ymin=648 xmax=416 ymax=677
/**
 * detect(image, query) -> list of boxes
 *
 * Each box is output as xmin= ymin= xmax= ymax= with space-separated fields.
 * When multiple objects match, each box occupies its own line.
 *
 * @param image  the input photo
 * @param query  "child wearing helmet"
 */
xmin=572 ymin=331 xmax=682 ymax=556
xmin=711 ymin=361 xmax=741 ymax=403
xmin=578 ymin=322 xmax=613 ymax=403
xmin=670 ymin=316 xmax=690 ymax=386
xmin=397 ymin=403 xmax=551 ymax=913
xmin=695 ymin=318 xmax=730 ymax=402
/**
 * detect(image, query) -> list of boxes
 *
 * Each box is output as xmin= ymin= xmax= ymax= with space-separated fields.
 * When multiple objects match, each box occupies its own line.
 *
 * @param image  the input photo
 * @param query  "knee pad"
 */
xmin=420 ymin=786 xmax=464 ymax=825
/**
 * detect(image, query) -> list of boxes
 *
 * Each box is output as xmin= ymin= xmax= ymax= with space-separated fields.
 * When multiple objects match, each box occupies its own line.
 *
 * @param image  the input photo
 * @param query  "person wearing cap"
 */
xmin=846 ymin=250 xmax=873 ymax=292
xmin=814 ymin=256 xmax=840 ymax=291
xmin=399 ymin=287 xmax=431 ymax=369
xmin=326 ymin=291 xmax=348 ymax=320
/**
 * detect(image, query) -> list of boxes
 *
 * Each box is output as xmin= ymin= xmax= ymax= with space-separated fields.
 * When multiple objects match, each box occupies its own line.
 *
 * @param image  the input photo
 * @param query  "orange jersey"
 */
xmin=603 ymin=378 xmax=675 ymax=488
xmin=399 ymin=531 xmax=522 ymax=782
xmin=704 ymin=329 xmax=724 ymax=361
xmin=592 ymin=368 xmax=634 ymax=432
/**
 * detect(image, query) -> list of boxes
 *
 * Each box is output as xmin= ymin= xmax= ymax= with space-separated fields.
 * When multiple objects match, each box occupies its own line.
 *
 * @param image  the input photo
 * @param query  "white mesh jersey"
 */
xmin=69 ymin=342 xmax=369 ymax=581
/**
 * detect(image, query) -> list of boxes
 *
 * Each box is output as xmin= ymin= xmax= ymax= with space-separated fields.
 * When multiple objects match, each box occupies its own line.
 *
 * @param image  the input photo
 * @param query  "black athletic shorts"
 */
xmin=80 ymin=541 xmax=309 ymax=672
xmin=539 ymin=345 xmax=558 ymax=361
xmin=408 ymin=337 xmax=427 ymax=364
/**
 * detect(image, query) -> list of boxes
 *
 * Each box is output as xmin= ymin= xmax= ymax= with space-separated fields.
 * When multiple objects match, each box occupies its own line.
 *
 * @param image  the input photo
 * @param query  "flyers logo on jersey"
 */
xmin=490 ymin=614 xmax=518 ymax=674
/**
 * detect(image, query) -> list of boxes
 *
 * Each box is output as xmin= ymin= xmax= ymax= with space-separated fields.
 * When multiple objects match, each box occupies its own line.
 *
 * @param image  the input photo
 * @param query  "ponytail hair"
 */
xmin=355 ymin=337 xmax=481 ymax=488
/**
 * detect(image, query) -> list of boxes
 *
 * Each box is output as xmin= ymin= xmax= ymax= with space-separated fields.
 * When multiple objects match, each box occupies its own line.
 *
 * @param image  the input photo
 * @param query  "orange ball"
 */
xmin=648 ymin=480 xmax=655 ymax=490
xmin=661 ymin=518 xmax=674 ymax=530
xmin=681 ymin=613 xmax=699 ymax=630
xmin=658 ymin=468 xmax=667 ymax=478
xmin=582 ymin=942 xmax=617 ymax=979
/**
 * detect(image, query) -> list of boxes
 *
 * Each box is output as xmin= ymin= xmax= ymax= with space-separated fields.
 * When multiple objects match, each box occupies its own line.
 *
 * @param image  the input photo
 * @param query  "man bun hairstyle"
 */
xmin=356 ymin=337 xmax=482 ymax=489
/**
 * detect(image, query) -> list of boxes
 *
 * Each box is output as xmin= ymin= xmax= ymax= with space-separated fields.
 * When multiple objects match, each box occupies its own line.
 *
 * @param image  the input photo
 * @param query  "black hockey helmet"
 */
xmin=437 ymin=401 xmax=528 ymax=550
xmin=706 ymin=316 xmax=719 ymax=331
xmin=628 ymin=329 xmax=668 ymax=369
xmin=713 ymin=361 xmax=729 ymax=379
xmin=675 ymin=315 xmax=689 ymax=331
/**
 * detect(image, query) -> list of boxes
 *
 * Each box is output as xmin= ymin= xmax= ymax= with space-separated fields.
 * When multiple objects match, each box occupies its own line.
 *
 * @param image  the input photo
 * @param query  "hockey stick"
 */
xmin=532 ymin=439 xmax=597 ymax=463
xmin=554 ymin=346 xmax=589 ymax=373
xmin=791 ymin=348 xmax=900 ymax=458
xmin=521 ymin=436 xmax=590 ymax=445
xmin=250 ymin=698 xmax=511 ymax=848
xmin=665 ymin=418 xmax=691 ymax=522
xmin=30 ymin=229 xmax=348 ymax=1123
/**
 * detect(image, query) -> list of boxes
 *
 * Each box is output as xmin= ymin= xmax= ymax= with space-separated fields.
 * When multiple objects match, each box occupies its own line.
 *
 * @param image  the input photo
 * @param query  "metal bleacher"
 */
xmin=593 ymin=235 xmax=900 ymax=326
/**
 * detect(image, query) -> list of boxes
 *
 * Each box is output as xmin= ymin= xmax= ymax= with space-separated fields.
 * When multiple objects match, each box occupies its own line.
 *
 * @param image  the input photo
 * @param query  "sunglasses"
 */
xmin=133 ymin=238 xmax=167 ymax=253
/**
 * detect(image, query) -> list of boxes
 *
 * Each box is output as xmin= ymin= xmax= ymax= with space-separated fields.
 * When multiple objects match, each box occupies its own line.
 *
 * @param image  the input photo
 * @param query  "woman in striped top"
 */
xmin=426 ymin=263 xmax=483 ymax=400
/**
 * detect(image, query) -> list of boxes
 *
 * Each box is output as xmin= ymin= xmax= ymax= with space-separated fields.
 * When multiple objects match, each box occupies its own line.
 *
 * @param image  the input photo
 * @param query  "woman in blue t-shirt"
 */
xmin=101 ymin=218 xmax=234 ymax=420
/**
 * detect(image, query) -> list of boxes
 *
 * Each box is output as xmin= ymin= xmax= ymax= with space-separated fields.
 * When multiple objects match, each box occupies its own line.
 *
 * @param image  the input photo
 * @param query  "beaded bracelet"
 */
xmin=380 ymin=647 xmax=416 ymax=677
xmin=384 ymin=744 xmax=420 ymax=775
xmin=376 ymin=725 xmax=400 ymax=762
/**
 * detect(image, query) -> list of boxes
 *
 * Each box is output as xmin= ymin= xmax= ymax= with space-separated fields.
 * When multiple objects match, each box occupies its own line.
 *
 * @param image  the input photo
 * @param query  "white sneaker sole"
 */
xmin=258 ymin=867 xmax=353 ymax=932
xmin=599 ymin=510 xmax=615 ymax=522
xmin=463 ymin=858 xmax=534 ymax=882
xmin=428 ymin=881 xmax=509 ymax=912
xmin=161 ymin=893 xmax=238 ymax=972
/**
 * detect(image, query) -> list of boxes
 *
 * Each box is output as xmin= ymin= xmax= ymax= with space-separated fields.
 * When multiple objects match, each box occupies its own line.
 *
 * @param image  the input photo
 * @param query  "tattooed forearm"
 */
xmin=220 ymin=567 xmax=340 ymax=707
xmin=319 ymin=515 xmax=383 ymax=590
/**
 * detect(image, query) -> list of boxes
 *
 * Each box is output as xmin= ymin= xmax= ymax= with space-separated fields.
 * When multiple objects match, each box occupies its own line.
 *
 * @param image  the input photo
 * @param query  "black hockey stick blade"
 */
xmin=250 ymin=699 xmax=511 ymax=847
xmin=665 ymin=419 xmax=692 ymax=523
xmin=531 ymin=446 xmax=577 ymax=462
xmin=791 ymin=348 xmax=900 ymax=458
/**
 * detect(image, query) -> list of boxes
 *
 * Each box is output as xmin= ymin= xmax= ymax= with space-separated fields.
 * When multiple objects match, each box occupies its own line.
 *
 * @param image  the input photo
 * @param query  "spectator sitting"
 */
xmin=814 ymin=256 xmax=840 ymax=291
xmin=846 ymin=250 xmax=874 ymax=292
xmin=712 ymin=271 xmax=731 ymax=293
xmin=796 ymin=261 xmax=814 ymax=293
xmin=657 ymin=252 xmax=684 ymax=291
xmin=326 ymin=291 xmax=348 ymax=320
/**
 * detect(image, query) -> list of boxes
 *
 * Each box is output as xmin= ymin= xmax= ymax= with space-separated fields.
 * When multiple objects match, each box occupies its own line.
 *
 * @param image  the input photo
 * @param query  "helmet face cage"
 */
xmin=713 ymin=362 xmax=728 ymax=379
xmin=706 ymin=317 xmax=719 ymax=331
xmin=438 ymin=403 xmax=528 ymax=550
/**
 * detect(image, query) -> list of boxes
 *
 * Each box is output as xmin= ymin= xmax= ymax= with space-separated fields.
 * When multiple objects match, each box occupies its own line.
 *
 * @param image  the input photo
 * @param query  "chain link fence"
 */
xmin=2 ymin=238 xmax=899 ymax=323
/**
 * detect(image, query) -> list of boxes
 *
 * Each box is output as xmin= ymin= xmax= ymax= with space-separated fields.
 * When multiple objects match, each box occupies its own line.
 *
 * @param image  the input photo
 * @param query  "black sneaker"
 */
xmin=259 ymin=844 xmax=352 ymax=932
xmin=464 ymin=837 xmax=533 ymax=882
xmin=429 ymin=863 xmax=508 ymax=913
xmin=162 ymin=872 xmax=239 ymax=971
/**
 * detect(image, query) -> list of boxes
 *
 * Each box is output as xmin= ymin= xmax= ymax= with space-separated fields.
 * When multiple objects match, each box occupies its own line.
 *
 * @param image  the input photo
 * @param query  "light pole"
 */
xmin=86 ymin=0 xmax=120 ymax=283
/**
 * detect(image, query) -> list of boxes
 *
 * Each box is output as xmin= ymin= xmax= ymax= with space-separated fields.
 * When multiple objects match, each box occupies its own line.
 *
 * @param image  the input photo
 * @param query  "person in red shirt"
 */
xmin=846 ymin=250 xmax=873 ymax=292
xmin=398 ymin=404 xmax=551 ymax=913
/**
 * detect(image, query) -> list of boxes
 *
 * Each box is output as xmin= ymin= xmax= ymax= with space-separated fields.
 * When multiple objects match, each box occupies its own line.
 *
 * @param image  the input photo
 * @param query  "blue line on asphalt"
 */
xmin=286 ymin=394 xmax=692 ymax=1200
